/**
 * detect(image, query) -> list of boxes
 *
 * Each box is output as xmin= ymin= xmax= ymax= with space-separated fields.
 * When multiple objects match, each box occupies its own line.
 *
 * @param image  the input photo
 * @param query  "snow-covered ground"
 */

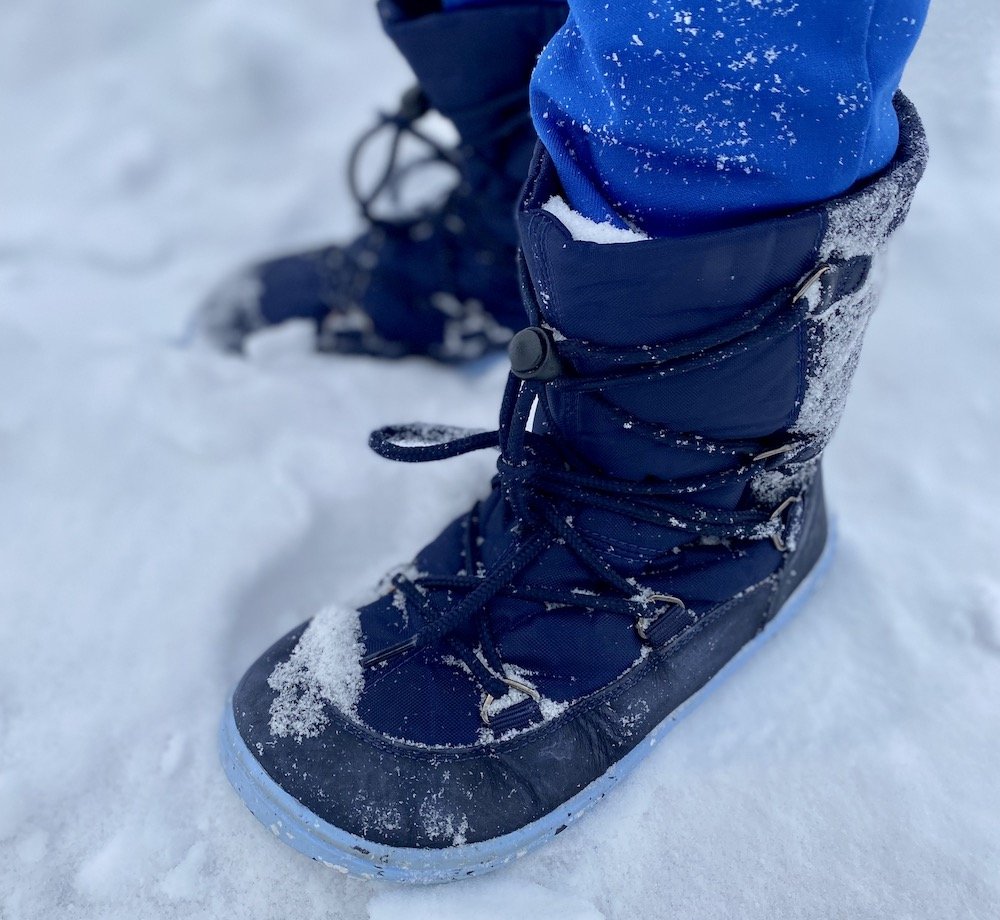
xmin=1 ymin=1 xmax=999 ymax=917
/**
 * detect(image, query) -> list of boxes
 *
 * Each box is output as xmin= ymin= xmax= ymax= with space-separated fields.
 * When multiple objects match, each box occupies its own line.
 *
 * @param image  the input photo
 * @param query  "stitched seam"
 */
xmin=325 ymin=573 xmax=780 ymax=763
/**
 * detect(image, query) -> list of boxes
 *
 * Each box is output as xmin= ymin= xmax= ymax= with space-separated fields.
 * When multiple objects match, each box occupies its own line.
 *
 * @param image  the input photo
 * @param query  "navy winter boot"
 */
xmin=194 ymin=0 xmax=566 ymax=360
xmin=219 ymin=95 xmax=926 ymax=882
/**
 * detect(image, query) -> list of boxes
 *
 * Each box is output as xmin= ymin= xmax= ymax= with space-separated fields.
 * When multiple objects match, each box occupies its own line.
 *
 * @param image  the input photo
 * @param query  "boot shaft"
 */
xmin=379 ymin=0 xmax=568 ymax=185
xmin=514 ymin=93 xmax=928 ymax=557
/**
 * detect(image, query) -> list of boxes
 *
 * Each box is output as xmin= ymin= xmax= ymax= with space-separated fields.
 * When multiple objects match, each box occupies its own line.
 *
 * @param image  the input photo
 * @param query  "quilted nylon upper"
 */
xmin=235 ymin=96 xmax=927 ymax=783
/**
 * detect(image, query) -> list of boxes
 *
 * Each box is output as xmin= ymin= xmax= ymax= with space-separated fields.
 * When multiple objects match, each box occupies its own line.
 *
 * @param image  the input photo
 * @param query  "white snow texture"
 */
xmin=542 ymin=196 xmax=651 ymax=243
xmin=1 ymin=1 xmax=999 ymax=919
xmin=267 ymin=604 xmax=365 ymax=738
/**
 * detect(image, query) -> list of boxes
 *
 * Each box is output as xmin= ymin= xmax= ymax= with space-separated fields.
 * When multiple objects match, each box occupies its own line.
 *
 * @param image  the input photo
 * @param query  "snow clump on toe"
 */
xmin=267 ymin=605 xmax=365 ymax=740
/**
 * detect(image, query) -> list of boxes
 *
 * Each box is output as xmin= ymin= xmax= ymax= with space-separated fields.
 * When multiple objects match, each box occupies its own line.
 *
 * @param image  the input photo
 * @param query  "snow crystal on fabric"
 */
xmin=791 ymin=258 xmax=885 ymax=447
xmin=267 ymin=605 xmax=365 ymax=740
xmin=542 ymin=196 xmax=650 ymax=243
xmin=793 ymin=113 xmax=925 ymax=447
xmin=417 ymin=789 xmax=471 ymax=846
xmin=753 ymin=101 xmax=926 ymax=506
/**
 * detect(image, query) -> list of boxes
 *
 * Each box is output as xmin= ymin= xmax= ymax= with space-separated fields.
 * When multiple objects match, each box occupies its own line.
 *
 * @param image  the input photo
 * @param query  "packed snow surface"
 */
xmin=1 ymin=1 xmax=999 ymax=918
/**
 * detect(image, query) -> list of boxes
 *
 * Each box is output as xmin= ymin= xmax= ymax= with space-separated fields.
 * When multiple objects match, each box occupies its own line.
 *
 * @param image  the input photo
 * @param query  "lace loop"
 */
xmin=369 ymin=423 xmax=497 ymax=463
xmin=347 ymin=85 xmax=458 ymax=224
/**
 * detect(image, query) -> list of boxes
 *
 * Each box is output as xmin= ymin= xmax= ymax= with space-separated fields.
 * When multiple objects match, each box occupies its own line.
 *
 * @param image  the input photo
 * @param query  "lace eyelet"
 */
xmin=769 ymin=495 xmax=802 ymax=552
xmin=792 ymin=264 xmax=832 ymax=304
xmin=480 ymin=676 xmax=541 ymax=727
xmin=634 ymin=594 xmax=686 ymax=643
xmin=751 ymin=444 xmax=795 ymax=464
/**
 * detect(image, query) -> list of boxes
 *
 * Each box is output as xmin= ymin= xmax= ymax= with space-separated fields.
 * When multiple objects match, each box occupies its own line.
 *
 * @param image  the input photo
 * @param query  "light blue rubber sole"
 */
xmin=219 ymin=526 xmax=836 ymax=884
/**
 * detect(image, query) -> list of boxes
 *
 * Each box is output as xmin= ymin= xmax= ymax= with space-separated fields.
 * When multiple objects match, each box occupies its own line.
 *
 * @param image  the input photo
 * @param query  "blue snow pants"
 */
xmin=443 ymin=0 xmax=928 ymax=234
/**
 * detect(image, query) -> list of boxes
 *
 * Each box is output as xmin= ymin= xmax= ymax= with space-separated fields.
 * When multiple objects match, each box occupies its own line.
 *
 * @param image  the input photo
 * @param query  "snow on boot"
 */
xmin=219 ymin=95 xmax=927 ymax=882
xmin=194 ymin=0 xmax=567 ymax=360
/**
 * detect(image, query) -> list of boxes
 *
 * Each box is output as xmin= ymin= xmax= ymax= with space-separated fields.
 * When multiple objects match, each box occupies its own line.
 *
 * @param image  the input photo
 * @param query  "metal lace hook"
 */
xmin=751 ymin=444 xmax=796 ymax=464
xmin=769 ymin=495 xmax=802 ymax=552
xmin=480 ymin=676 xmax=542 ymax=727
xmin=792 ymin=264 xmax=832 ymax=305
xmin=635 ymin=593 xmax=686 ymax=642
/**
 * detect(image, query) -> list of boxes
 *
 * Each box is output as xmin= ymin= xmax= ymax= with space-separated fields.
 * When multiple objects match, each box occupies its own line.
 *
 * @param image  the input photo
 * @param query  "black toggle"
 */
xmin=508 ymin=326 xmax=562 ymax=380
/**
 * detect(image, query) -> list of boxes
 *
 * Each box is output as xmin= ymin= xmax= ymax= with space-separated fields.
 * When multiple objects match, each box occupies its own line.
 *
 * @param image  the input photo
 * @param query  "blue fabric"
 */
xmin=443 ymin=0 xmax=563 ymax=8
xmin=525 ymin=0 xmax=928 ymax=234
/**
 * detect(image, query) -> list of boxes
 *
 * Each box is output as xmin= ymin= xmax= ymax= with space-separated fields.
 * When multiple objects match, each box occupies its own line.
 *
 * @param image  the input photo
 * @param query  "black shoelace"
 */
xmin=347 ymin=86 xmax=460 ymax=225
xmin=360 ymin=270 xmax=821 ymax=710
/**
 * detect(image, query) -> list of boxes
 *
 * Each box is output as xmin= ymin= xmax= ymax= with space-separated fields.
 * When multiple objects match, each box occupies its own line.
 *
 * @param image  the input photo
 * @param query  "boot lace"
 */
xmin=361 ymin=232 xmax=823 ymax=724
xmin=347 ymin=86 xmax=460 ymax=226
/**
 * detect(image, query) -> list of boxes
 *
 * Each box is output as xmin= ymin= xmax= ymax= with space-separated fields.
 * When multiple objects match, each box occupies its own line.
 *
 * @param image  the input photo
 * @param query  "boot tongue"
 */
xmin=517 ymin=159 xmax=824 ymax=567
